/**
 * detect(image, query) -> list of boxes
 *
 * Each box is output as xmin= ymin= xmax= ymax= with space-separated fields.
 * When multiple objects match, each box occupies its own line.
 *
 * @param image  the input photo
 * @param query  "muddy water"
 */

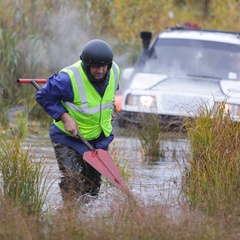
xmin=113 ymin=131 xmax=189 ymax=206
xmin=22 ymin=129 xmax=190 ymax=212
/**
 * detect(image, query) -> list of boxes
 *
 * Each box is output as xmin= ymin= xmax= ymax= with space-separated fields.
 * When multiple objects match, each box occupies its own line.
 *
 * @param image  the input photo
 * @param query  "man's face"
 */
xmin=89 ymin=65 xmax=108 ymax=80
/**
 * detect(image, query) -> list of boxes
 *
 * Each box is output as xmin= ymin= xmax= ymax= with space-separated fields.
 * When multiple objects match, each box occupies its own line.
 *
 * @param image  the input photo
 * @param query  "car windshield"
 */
xmin=142 ymin=38 xmax=240 ymax=80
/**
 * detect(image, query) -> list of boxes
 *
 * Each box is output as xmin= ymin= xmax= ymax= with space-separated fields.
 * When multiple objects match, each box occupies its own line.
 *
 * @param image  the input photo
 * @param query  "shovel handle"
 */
xmin=77 ymin=132 xmax=94 ymax=151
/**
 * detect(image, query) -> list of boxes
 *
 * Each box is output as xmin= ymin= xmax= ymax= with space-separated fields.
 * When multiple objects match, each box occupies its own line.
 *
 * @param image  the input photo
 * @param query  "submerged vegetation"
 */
xmin=0 ymin=136 xmax=52 ymax=215
xmin=131 ymin=113 xmax=164 ymax=160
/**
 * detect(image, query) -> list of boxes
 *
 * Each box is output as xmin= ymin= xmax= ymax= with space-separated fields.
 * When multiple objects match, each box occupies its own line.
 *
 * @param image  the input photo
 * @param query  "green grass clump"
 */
xmin=0 ymin=136 xmax=52 ymax=215
xmin=131 ymin=113 xmax=164 ymax=161
xmin=182 ymin=102 xmax=240 ymax=216
xmin=109 ymin=142 xmax=132 ymax=182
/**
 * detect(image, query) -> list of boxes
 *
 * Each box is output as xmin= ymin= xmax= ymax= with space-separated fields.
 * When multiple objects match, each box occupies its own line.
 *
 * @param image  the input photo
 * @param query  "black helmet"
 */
xmin=80 ymin=39 xmax=113 ymax=69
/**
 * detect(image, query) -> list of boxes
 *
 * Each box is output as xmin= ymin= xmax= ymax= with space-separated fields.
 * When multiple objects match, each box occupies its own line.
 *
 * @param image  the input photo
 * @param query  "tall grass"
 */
xmin=131 ymin=113 xmax=164 ymax=161
xmin=182 ymin=102 xmax=240 ymax=216
xmin=0 ymin=28 xmax=20 ymax=103
xmin=0 ymin=194 xmax=236 ymax=239
xmin=0 ymin=136 xmax=52 ymax=215
xmin=16 ymin=99 xmax=39 ymax=139
xmin=109 ymin=142 xmax=132 ymax=182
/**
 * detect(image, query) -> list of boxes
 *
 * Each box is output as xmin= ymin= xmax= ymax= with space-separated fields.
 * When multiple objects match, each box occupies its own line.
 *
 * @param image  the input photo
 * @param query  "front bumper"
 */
xmin=116 ymin=111 xmax=187 ymax=127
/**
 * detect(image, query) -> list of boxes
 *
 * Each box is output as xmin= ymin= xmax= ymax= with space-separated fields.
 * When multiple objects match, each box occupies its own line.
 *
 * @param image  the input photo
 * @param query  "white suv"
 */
xmin=117 ymin=25 xmax=240 ymax=127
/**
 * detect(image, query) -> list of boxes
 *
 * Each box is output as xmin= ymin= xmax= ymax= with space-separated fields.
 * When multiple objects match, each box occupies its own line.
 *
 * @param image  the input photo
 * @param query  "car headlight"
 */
xmin=227 ymin=104 xmax=240 ymax=116
xmin=126 ymin=94 xmax=156 ymax=107
xmin=223 ymin=103 xmax=231 ymax=114
xmin=216 ymin=102 xmax=240 ymax=117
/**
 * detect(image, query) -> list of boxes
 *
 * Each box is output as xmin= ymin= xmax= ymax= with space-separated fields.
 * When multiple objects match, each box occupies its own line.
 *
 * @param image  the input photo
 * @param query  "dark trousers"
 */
xmin=52 ymin=141 xmax=102 ymax=201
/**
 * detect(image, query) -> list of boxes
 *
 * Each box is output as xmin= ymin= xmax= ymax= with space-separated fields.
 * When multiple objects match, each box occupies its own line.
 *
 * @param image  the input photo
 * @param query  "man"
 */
xmin=36 ymin=39 xmax=120 ymax=203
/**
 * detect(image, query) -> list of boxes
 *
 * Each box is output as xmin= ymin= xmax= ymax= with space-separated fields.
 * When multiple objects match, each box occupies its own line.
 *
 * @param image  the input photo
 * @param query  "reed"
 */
xmin=0 ymin=193 xmax=234 ymax=239
xmin=182 ymin=101 xmax=240 ymax=216
xmin=0 ymin=136 xmax=52 ymax=215
xmin=131 ymin=113 xmax=164 ymax=161
xmin=16 ymin=99 xmax=39 ymax=139
xmin=109 ymin=142 xmax=132 ymax=182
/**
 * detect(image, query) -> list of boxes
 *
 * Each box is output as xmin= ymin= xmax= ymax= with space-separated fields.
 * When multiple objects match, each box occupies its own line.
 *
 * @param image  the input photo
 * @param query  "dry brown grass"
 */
xmin=1 ymin=192 xmax=238 ymax=240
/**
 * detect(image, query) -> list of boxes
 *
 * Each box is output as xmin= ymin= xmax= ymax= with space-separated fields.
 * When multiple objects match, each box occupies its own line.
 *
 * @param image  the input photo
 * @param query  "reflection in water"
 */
xmin=22 ymin=130 xmax=189 ymax=212
xmin=113 ymin=134 xmax=189 ymax=206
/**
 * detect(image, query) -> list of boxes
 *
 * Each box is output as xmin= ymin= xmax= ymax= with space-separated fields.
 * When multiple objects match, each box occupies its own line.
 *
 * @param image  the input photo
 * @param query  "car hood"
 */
xmin=128 ymin=72 xmax=240 ymax=99
xmin=124 ymin=73 xmax=240 ymax=117
xmin=129 ymin=73 xmax=168 ymax=89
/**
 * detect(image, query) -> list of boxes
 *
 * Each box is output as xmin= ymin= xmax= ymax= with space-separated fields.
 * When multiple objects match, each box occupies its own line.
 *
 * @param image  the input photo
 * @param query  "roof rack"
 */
xmin=166 ymin=24 xmax=240 ymax=37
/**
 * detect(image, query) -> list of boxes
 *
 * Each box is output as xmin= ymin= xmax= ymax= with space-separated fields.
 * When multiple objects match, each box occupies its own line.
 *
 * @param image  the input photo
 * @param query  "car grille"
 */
xmin=160 ymin=93 xmax=210 ymax=116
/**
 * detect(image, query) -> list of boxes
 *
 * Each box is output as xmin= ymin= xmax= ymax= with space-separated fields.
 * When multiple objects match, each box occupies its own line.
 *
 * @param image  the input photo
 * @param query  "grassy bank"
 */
xmin=0 ymin=193 xmax=236 ymax=240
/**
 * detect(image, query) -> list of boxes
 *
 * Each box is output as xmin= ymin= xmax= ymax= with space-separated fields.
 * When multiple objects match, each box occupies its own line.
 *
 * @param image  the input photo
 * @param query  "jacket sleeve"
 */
xmin=35 ymin=72 xmax=74 ymax=121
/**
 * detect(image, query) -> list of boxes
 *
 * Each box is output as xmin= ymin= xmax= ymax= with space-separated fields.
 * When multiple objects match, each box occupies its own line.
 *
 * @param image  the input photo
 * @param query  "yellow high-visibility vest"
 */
xmin=54 ymin=60 xmax=120 ymax=140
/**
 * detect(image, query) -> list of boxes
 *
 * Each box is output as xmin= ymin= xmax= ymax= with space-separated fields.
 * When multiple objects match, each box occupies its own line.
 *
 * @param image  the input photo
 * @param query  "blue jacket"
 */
xmin=36 ymin=71 xmax=115 ymax=155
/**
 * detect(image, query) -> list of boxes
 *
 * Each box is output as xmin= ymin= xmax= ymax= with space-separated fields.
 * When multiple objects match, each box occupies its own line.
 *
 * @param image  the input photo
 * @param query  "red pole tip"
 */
xmin=17 ymin=79 xmax=47 ymax=83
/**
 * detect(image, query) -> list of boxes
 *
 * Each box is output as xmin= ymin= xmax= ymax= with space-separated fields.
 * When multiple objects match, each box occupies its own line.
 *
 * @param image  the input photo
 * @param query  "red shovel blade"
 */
xmin=83 ymin=149 xmax=128 ymax=191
